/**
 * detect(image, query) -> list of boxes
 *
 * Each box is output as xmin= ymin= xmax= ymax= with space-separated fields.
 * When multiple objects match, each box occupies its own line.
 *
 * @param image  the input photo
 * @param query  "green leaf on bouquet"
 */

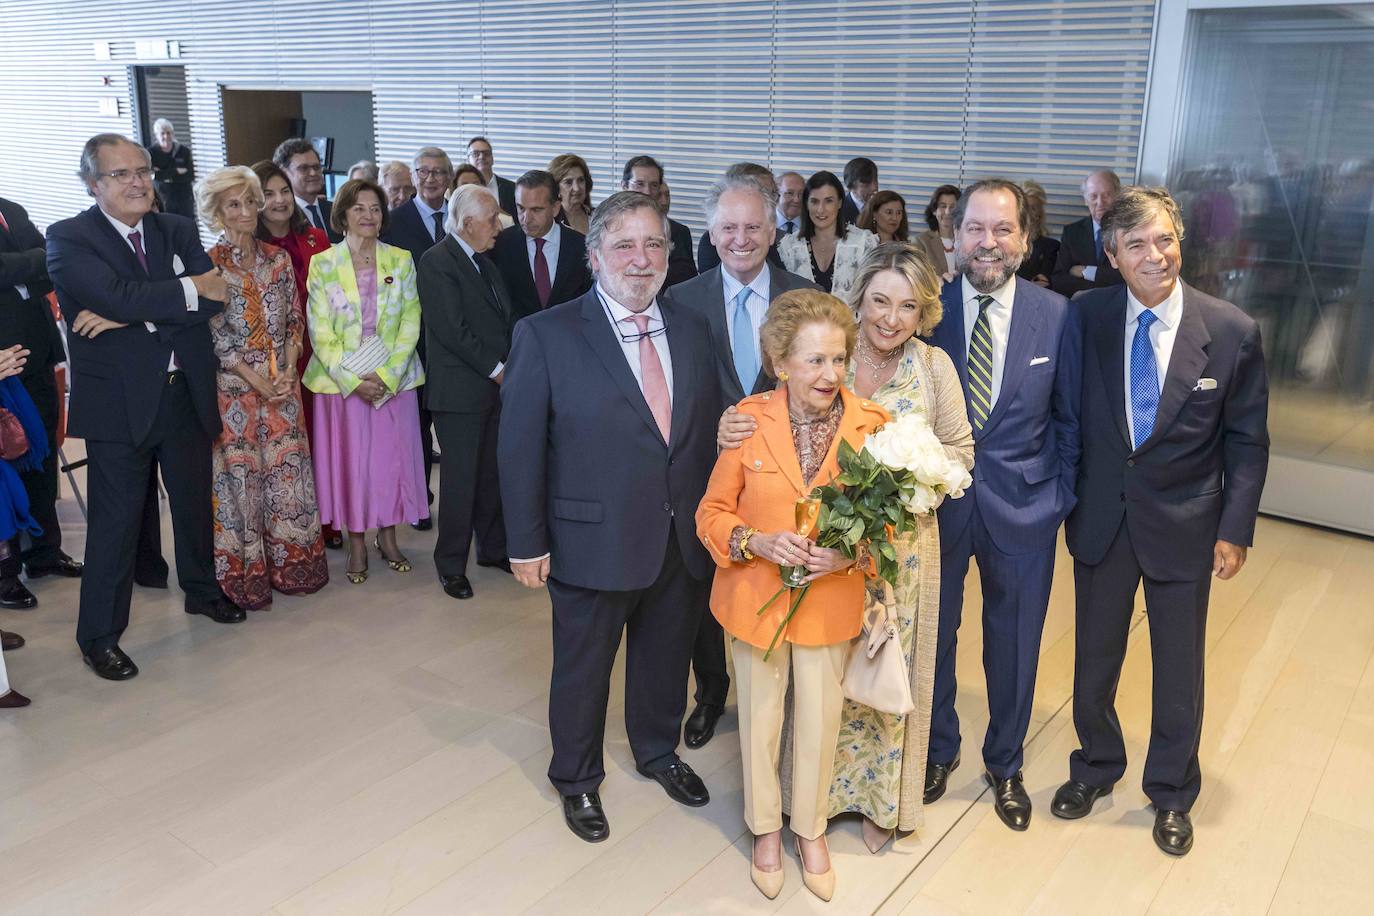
xmin=877 ymin=540 xmax=898 ymax=562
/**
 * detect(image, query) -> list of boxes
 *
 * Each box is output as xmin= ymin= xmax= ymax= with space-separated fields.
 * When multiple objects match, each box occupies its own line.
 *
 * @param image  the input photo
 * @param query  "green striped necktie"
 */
xmin=967 ymin=294 xmax=995 ymax=430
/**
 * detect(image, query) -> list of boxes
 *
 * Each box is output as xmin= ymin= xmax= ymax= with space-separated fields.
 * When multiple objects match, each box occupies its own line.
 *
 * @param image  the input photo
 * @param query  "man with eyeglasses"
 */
xmin=465 ymin=136 xmax=517 ymax=219
xmin=45 ymin=133 xmax=243 ymax=682
xmin=382 ymin=147 xmax=456 ymax=528
xmin=273 ymin=138 xmax=342 ymax=243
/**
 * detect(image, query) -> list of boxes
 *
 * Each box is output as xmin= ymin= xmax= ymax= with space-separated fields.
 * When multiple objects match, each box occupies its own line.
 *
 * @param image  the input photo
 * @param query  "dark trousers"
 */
xmin=417 ymin=385 xmax=434 ymax=504
xmin=76 ymin=374 xmax=217 ymax=653
xmin=1069 ymin=520 xmax=1210 ymax=812
xmin=929 ymin=505 xmax=1056 ymax=779
xmin=134 ymin=461 xmax=170 ymax=583
xmin=432 ymin=407 xmax=505 ymax=577
xmin=690 ymin=605 xmax=730 ymax=706
xmin=12 ymin=368 xmax=63 ymax=567
xmin=546 ymin=527 xmax=706 ymax=795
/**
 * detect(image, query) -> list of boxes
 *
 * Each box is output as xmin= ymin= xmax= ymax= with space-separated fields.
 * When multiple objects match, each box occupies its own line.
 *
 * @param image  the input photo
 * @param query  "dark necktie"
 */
xmin=1093 ymin=224 xmax=1103 ymax=262
xmin=533 ymin=237 xmax=552 ymax=309
xmin=966 ymin=294 xmax=995 ymax=430
xmin=432 ymin=211 xmax=444 ymax=242
xmin=127 ymin=230 xmax=150 ymax=274
xmin=783 ymin=220 xmax=795 ymax=234
xmin=308 ymin=203 xmax=324 ymax=231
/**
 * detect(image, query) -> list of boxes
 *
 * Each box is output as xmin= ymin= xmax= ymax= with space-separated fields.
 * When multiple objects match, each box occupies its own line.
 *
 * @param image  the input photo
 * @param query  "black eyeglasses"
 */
xmin=597 ymin=290 xmax=669 ymax=342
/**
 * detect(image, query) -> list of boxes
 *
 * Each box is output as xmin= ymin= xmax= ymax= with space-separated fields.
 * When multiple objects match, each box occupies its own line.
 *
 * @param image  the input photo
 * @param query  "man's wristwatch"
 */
xmin=739 ymin=527 xmax=759 ymax=561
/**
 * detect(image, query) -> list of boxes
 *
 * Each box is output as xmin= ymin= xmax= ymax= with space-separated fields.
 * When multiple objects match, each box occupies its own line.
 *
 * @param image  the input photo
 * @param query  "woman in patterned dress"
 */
xmin=196 ymin=166 xmax=328 ymax=610
xmin=719 ymin=242 xmax=974 ymax=851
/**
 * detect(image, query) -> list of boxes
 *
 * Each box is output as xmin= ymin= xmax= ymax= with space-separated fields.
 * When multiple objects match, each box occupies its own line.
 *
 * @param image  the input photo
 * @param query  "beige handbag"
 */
xmin=842 ymin=580 xmax=915 ymax=715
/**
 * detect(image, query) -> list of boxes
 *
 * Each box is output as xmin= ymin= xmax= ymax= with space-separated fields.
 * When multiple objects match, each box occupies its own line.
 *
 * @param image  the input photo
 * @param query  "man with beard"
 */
xmin=924 ymin=179 xmax=1082 ymax=831
xmin=498 ymin=191 xmax=722 ymax=842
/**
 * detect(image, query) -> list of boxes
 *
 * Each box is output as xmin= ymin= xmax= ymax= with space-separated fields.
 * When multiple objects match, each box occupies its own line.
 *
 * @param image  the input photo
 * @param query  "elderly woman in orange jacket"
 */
xmin=697 ymin=289 xmax=889 ymax=902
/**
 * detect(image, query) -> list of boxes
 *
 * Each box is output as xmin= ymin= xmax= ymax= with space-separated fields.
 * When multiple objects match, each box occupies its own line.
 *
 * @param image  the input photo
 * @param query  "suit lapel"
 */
xmin=758 ymin=389 xmax=806 ymax=494
xmin=663 ymin=298 xmax=692 ymax=450
xmin=1137 ymin=283 xmax=1211 ymax=454
xmin=141 ymin=215 xmax=170 ymax=279
xmin=1096 ymin=287 xmax=1131 ymax=447
xmin=979 ymin=281 xmax=1041 ymax=436
xmin=702 ymin=269 xmax=749 ymax=399
xmin=448 ymin=238 xmax=503 ymax=317
xmin=578 ymin=292 xmax=665 ymax=447
xmin=933 ymin=280 xmax=968 ymax=398
xmin=89 ymin=207 xmax=148 ymax=277
xmin=552 ymin=234 xmax=579 ymax=300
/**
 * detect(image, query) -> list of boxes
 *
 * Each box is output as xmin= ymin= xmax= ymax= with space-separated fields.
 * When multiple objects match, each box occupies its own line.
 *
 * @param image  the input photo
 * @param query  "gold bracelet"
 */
xmin=739 ymin=528 xmax=759 ymax=561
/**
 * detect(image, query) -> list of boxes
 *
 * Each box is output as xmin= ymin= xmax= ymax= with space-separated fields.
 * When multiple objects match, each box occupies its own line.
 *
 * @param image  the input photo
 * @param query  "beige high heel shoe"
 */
xmin=794 ymin=835 xmax=836 ymax=902
xmin=862 ymin=817 xmax=894 ymax=854
xmin=750 ymin=837 xmax=784 ymax=899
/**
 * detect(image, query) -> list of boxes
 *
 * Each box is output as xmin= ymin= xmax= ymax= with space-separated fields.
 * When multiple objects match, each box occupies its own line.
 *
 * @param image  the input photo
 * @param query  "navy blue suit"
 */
xmin=47 ymin=206 xmax=224 ymax=652
xmin=1065 ymin=282 xmax=1268 ymax=811
xmin=498 ymin=287 xmax=719 ymax=794
xmin=927 ymin=276 xmax=1082 ymax=778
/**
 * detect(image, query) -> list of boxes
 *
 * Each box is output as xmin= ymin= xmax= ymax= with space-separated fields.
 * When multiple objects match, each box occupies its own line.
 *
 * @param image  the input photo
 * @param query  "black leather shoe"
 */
xmin=324 ymin=533 xmax=344 ymax=550
xmin=1153 ymin=809 xmax=1193 ymax=856
xmin=83 ymin=645 xmax=139 ymax=680
xmin=441 ymin=575 xmax=473 ymax=599
xmin=638 ymin=761 xmax=710 ymax=807
xmin=477 ymin=558 xmax=513 ymax=574
xmin=24 ymin=554 xmax=84 ymax=578
xmin=984 ymin=771 xmax=1032 ymax=831
xmin=683 ymin=702 xmax=725 ymax=749
xmin=562 ymin=792 xmax=609 ymax=843
xmin=1 ymin=629 xmax=24 ymax=651
xmin=411 ymin=517 xmax=433 ymax=531
xmin=1051 ymin=780 xmax=1111 ymax=820
xmin=0 ymin=578 xmax=37 ymax=609
xmin=924 ymin=752 xmax=960 ymax=804
xmin=185 ymin=596 xmax=247 ymax=624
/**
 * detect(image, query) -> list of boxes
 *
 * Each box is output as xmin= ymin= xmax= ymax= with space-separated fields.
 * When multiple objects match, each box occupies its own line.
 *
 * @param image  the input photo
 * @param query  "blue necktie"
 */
xmin=1130 ymin=309 xmax=1160 ymax=449
xmin=1093 ymin=225 xmax=1103 ymax=262
xmin=730 ymin=287 xmax=758 ymax=391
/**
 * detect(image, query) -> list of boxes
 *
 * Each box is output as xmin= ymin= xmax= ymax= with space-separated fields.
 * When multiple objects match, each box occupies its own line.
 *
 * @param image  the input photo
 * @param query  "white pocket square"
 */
xmin=172 ymin=254 xmax=185 ymax=275
xmin=1193 ymin=378 xmax=1218 ymax=391
xmin=1029 ymin=356 xmax=1050 ymax=366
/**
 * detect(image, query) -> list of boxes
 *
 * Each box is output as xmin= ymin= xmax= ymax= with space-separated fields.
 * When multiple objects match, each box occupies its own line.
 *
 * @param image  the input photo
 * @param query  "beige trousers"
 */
xmin=731 ymin=637 xmax=848 ymax=840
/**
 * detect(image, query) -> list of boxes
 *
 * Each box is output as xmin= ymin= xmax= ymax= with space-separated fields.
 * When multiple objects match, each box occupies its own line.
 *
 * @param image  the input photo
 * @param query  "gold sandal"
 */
xmin=373 ymin=535 xmax=412 ymax=573
xmin=345 ymin=567 xmax=369 ymax=585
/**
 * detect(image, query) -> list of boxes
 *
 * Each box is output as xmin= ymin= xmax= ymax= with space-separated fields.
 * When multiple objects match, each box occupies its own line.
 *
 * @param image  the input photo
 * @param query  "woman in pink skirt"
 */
xmin=301 ymin=178 xmax=428 ymax=583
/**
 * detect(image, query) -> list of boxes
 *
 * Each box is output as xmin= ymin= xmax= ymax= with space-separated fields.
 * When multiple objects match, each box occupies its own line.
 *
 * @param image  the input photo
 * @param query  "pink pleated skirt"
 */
xmin=311 ymin=389 xmax=429 ymax=532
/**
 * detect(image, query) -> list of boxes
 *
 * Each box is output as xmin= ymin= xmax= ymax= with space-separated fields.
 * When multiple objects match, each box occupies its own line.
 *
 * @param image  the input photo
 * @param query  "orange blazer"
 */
xmin=696 ymin=386 xmax=891 ymax=650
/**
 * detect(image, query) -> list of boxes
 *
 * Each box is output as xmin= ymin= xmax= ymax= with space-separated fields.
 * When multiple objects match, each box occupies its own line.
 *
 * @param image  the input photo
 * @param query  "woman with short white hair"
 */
xmin=147 ymin=117 xmax=195 ymax=218
xmin=196 ymin=166 xmax=328 ymax=609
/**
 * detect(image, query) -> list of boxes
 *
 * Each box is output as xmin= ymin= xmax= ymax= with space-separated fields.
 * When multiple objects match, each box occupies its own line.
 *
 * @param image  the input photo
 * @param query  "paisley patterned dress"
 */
xmin=208 ymin=237 xmax=328 ymax=610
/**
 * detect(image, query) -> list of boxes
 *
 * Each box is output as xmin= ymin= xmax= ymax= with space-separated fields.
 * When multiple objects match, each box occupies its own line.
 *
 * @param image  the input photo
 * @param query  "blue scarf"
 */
xmin=0 ymin=375 xmax=48 ymax=474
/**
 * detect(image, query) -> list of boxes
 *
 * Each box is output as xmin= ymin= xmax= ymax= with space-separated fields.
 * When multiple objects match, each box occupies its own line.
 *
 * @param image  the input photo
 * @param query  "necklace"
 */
xmin=857 ymin=338 xmax=898 ymax=373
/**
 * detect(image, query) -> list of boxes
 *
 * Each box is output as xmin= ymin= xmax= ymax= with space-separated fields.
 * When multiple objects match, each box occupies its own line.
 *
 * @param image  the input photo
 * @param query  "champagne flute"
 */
xmin=781 ymin=495 xmax=821 ymax=587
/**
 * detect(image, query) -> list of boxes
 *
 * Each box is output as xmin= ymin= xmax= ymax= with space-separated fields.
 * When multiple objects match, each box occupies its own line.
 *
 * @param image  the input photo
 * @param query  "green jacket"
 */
xmin=302 ymin=240 xmax=424 ymax=396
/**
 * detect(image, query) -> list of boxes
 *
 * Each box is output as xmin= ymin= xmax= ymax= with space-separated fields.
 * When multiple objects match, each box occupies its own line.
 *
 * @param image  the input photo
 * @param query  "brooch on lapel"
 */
xmin=306 ymin=235 xmax=317 ymax=249
xmin=384 ymin=276 xmax=394 ymax=285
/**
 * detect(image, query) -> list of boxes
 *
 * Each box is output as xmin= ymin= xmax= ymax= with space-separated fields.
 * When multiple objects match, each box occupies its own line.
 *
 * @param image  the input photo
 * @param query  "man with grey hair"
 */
xmin=347 ymin=159 xmax=378 ymax=183
xmin=776 ymin=170 xmax=805 ymax=235
xmin=696 ymin=162 xmax=786 ymax=273
xmin=47 ymin=133 xmax=242 ymax=681
xmin=146 ymin=117 xmax=194 ymax=218
xmin=379 ymin=160 xmax=416 ymax=210
xmin=383 ymin=146 xmax=456 ymax=523
xmin=666 ymin=176 xmax=817 ymax=746
xmin=499 ymin=191 xmax=721 ymax=842
xmin=1053 ymin=186 xmax=1268 ymax=858
xmin=1052 ymin=168 xmax=1125 ymax=296
xmin=416 ymin=184 xmax=512 ymax=599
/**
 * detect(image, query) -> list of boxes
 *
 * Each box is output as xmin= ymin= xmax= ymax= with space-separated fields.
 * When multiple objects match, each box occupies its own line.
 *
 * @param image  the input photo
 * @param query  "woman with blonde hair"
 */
xmin=698 ymin=289 xmax=889 ymax=901
xmin=196 ymin=166 xmax=328 ymax=609
xmin=718 ymin=242 xmax=974 ymax=852
xmin=548 ymin=153 xmax=594 ymax=234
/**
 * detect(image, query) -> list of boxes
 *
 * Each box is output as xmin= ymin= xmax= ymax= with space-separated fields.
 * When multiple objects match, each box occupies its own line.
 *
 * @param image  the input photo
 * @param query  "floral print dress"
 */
xmin=208 ymin=237 xmax=328 ymax=609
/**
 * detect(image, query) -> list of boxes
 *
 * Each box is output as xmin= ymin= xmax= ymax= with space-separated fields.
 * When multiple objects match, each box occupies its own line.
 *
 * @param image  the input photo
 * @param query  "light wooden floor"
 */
xmin=2 ymin=477 xmax=1371 ymax=915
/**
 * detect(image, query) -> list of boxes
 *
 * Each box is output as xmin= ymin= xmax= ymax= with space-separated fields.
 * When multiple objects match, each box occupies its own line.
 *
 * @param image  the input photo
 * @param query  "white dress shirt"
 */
xmin=526 ymin=220 xmax=561 ymax=280
xmin=961 ymin=273 xmax=1016 ymax=410
xmin=454 ymin=234 xmax=505 ymax=380
xmin=412 ymin=194 xmax=447 ymax=242
xmin=295 ymin=195 xmax=328 ymax=233
xmin=1083 ymin=220 xmax=1102 ymax=282
xmin=721 ymin=264 xmax=770 ymax=366
xmin=1124 ymin=280 xmax=1184 ymax=445
xmin=598 ymin=282 xmax=674 ymax=397
xmin=776 ymin=209 xmax=798 ymax=235
xmin=100 ymin=207 xmax=197 ymax=370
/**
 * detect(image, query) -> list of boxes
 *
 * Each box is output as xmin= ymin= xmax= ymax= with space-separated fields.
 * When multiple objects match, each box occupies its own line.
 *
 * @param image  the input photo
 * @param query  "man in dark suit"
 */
xmin=1051 ymin=169 xmax=1124 ymax=296
xmin=621 ymin=156 xmax=697 ymax=287
xmin=840 ymin=157 xmax=879 ymax=226
xmin=274 ymin=138 xmax=342 ymax=243
xmin=0 ymin=195 xmax=84 ymax=609
xmin=1052 ymin=187 xmax=1269 ymax=858
xmin=491 ymin=170 xmax=593 ymax=320
xmin=925 ymin=179 xmax=1081 ymax=830
xmin=465 ymin=136 xmax=517 ymax=219
xmin=46 ymin=134 xmax=245 ymax=680
xmin=500 ymin=191 xmax=721 ymax=843
xmin=776 ymin=170 xmax=805 ymax=236
xmin=417 ymin=185 xmax=514 ymax=602
xmin=382 ymin=146 xmax=454 ymax=528
xmin=665 ymin=174 xmax=816 ymax=749
xmin=695 ymin=163 xmax=786 ymax=274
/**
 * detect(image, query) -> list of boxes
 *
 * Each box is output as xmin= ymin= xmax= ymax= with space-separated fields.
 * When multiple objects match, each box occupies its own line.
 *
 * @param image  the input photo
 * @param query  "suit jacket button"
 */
xmin=754 ymin=459 xmax=762 ymax=469
xmin=1127 ymin=459 xmax=1135 ymax=467
xmin=762 ymin=393 xmax=771 ymax=400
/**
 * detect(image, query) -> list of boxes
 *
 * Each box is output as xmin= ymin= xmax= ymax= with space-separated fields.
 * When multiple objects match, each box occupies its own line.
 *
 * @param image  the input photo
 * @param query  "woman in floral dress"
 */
xmin=197 ymin=166 xmax=328 ymax=610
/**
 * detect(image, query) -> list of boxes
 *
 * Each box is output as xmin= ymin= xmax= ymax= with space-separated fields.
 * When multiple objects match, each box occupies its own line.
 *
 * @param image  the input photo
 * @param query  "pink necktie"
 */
xmin=625 ymin=313 xmax=671 ymax=442
xmin=128 ymin=230 xmax=150 ymax=273
xmin=533 ymin=237 xmax=552 ymax=309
